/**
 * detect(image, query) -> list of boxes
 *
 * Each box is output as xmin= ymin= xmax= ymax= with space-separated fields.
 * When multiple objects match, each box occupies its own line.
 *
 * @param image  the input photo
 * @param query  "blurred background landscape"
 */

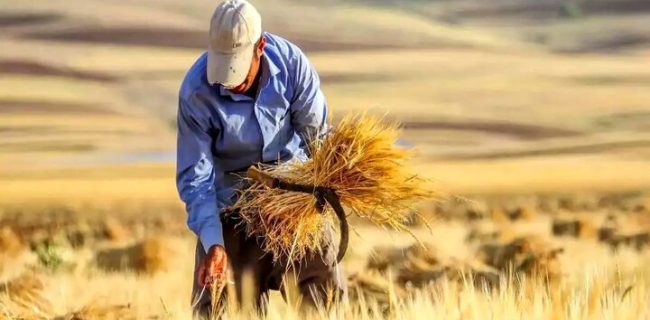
xmin=1 ymin=0 xmax=650 ymax=318
xmin=3 ymin=0 xmax=650 ymax=198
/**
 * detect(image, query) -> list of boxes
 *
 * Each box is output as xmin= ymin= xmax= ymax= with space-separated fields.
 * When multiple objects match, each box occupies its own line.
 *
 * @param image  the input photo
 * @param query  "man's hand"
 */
xmin=197 ymin=245 xmax=228 ymax=287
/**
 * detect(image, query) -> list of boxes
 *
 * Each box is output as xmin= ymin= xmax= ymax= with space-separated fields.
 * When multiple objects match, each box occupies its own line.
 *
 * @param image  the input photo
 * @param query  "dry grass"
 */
xmin=1 ymin=275 xmax=136 ymax=320
xmin=134 ymin=237 xmax=171 ymax=274
xmin=347 ymin=271 xmax=407 ymax=306
xmin=233 ymin=114 xmax=433 ymax=261
xmin=95 ymin=237 xmax=172 ymax=274
xmin=0 ymin=272 xmax=52 ymax=318
xmin=60 ymin=302 xmax=136 ymax=320
xmin=0 ymin=227 xmax=24 ymax=266
xmin=0 ymin=207 xmax=649 ymax=319
xmin=101 ymin=218 xmax=131 ymax=243
xmin=1 ymin=1 xmax=650 ymax=319
xmin=552 ymin=217 xmax=598 ymax=239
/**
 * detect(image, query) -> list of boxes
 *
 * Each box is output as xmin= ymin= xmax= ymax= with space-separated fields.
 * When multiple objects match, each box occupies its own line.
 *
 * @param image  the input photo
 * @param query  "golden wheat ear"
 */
xmin=231 ymin=113 xmax=436 ymax=262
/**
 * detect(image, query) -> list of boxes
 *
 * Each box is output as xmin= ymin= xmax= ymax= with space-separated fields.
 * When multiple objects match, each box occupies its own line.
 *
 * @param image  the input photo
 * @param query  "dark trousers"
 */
xmin=191 ymin=212 xmax=347 ymax=318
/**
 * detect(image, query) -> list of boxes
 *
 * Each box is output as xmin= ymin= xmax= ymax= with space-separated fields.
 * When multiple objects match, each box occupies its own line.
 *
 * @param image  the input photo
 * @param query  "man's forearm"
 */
xmin=185 ymin=198 xmax=225 ymax=252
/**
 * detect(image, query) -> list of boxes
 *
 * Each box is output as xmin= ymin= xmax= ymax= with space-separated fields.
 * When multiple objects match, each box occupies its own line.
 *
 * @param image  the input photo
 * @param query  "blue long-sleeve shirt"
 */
xmin=176 ymin=32 xmax=328 ymax=253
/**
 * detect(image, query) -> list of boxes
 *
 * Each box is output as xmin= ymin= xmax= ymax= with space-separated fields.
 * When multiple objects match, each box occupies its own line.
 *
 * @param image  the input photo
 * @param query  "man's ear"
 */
xmin=256 ymin=36 xmax=266 ymax=56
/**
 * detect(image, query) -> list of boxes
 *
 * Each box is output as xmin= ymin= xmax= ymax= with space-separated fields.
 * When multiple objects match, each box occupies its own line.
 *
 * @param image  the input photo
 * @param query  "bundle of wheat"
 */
xmin=366 ymin=245 xmax=407 ymax=271
xmin=347 ymin=271 xmax=405 ymax=306
xmin=101 ymin=218 xmax=130 ymax=243
xmin=367 ymin=242 xmax=441 ymax=273
xmin=551 ymin=217 xmax=596 ymax=239
xmin=445 ymin=261 xmax=501 ymax=291
xmin=0 ymin=226 xmax=24 ymax=267
xmin=95 ymin=237 xmax=170 ymax=274
xmin=134 ymin=237 xmax=169 ymax=274
xmin=232 ymin=114 xmax=433 ymax=261
xmin=606 ymin=231 xmax=650 ymax=251
xmin=477 ymin=236 xmax=564 ymax=284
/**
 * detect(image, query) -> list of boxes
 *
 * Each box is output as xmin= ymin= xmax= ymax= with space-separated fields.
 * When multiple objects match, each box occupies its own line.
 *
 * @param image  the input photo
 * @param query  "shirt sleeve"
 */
xmin=289 ymin=48 xmax=328 ymax=154
xmin=176 ymin=95 xmax=224 ymax=253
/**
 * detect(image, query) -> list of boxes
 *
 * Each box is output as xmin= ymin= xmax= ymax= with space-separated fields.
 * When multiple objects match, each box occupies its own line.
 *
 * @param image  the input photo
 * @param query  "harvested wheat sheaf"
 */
xmin=95 ymin=237 xmax=170 ymax=274
xmin=0 ymin=226 xmax=24 ymax=265
xmin=347 ymin=271 xmax=406 ymax=305
xmin=232 ymin=114 xmax=433 ymax=261
xmin=101 ymin=217 xmax=130 ymax=242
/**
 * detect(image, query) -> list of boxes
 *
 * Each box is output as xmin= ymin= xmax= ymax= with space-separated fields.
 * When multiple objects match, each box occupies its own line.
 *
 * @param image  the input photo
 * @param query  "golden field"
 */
xmin=1 ymin=0 xmax=650 ymax=318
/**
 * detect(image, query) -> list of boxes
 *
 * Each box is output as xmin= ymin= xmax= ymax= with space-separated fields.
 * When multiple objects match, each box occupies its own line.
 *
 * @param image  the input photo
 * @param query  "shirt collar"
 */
xmin=217 ymin=45 xmax=281 ymax=101
xmin=218 ymin=84 xmax=252 ymax=101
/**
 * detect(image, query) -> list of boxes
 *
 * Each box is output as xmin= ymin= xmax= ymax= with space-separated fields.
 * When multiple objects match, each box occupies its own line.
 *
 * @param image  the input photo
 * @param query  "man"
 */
xmin=176 ymin=0 xmax=346 ymax=316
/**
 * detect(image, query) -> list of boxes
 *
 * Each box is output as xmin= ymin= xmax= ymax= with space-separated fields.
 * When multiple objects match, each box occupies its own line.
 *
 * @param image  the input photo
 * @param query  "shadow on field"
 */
xmin=0 ymin=141 xmax=96 ymax=153
xmin=440 ymin=138 xmax=650 ymax=160
xmin=0 ymin=12 xmax=62 ymax=27
xmin=23 ymin=26 xmax=440 ymax=52
xmin=425 ymin=0 xmax=650 ymax=23
xmin=557 ymin=33 xmax=650 ymax=54
xmin=0 ymin=99 xmax=119 ymax=115
xmin=319 ymin=72 xmax=403 ymax=84
xmin=25 ymin=26 xmax=207 ymax=49
xmin=0 ymin=60 xmax=117 ymax=82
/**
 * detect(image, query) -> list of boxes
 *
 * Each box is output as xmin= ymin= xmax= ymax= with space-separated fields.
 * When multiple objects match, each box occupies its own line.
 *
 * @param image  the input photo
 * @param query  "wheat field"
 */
xmin=2 ymin=0 xmax=650 ymax=318
xmin=2 ymin=193 xmax=650 ymax=319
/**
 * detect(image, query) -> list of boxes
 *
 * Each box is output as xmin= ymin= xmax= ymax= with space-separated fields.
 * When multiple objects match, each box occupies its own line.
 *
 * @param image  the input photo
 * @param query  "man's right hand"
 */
xmin=197 ymin=245 xmax=229 ymax=287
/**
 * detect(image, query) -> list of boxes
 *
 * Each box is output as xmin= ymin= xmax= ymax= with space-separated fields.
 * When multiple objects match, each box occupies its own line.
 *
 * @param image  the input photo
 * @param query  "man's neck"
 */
xmin=243 ymin=63 xmax=263 ymax=99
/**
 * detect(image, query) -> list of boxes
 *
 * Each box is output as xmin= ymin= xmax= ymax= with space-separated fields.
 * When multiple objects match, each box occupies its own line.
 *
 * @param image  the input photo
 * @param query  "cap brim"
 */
xmin=207 ymin=44 xmax=254 ymax=87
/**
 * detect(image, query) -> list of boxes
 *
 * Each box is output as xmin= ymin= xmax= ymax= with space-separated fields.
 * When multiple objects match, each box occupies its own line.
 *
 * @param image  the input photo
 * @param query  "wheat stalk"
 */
xmin=232 ymin=113 xmax=435 ymax=261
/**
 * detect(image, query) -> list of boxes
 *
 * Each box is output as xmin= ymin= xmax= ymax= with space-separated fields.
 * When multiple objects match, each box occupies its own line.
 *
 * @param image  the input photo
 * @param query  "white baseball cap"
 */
xmin=207 ymin=0 xmax=262 ymax=87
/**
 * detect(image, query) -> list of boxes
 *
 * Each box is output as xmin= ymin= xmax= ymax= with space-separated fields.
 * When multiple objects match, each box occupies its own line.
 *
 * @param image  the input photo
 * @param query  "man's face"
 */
xmin=225 ymin=36 xmax=266 ymax=94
